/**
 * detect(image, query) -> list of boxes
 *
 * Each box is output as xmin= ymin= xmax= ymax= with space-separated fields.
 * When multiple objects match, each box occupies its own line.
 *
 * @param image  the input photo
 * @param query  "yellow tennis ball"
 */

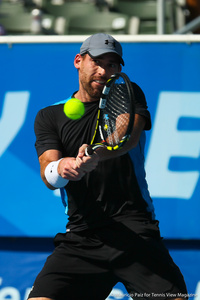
xmin=63 ymin=98 xmax=85 ymax=120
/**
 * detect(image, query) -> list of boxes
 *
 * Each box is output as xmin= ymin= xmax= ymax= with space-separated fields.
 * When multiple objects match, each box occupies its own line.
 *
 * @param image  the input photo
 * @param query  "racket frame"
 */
xmin=86 ymin=72 xmax=135 ymax=155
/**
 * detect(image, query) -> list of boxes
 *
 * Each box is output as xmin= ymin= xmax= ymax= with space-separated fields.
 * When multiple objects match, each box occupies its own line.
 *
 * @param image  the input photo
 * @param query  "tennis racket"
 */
xmin=85 ymin=72 xmax=135 ymax=156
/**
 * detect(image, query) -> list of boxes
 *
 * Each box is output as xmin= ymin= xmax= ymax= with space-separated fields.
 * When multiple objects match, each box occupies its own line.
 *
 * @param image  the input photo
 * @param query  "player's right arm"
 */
xmin=39 ymin=149 xmax=83 ymax=190
xmin=34 ymin=107 xmax=99 ymax=190
xmin=39 ymin=149 xmax=99 ymax=190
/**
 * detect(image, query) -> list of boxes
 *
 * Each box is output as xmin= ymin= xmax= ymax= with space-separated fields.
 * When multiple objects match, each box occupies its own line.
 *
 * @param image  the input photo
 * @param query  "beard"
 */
xmin=83 ymin=81 xmax=102 ymax=100
xmin=79 ymin=68 xmax=105 ymax=101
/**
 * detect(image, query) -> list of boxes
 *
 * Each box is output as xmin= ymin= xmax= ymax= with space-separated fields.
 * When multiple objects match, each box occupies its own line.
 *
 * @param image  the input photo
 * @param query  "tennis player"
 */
xmin=28 ymin=33 xmax=187 ymax=300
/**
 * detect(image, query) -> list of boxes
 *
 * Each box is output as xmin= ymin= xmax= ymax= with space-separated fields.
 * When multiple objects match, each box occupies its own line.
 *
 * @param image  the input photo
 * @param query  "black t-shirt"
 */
xmin=34 ymin=83 xmax=156 ymax=233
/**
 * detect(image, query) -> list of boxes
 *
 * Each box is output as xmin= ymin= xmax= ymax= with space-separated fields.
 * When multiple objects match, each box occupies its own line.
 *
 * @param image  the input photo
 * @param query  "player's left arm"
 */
xmin=78 ymin=113 xmax=146 ymax=161
xmin=98 ymin=113 xmax=146 ymax=159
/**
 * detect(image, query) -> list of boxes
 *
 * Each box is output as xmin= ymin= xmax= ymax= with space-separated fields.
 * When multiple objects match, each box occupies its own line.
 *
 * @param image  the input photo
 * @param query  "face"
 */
xmin=74 ymin=53 xmax=122 ymax=102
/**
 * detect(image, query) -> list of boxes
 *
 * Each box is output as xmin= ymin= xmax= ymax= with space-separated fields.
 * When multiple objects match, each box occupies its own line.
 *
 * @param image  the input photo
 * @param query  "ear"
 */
xmin=119 ymin=64 xmax=122 ymax=72
xmin=74 ymin=54 xmax=82 ymax=70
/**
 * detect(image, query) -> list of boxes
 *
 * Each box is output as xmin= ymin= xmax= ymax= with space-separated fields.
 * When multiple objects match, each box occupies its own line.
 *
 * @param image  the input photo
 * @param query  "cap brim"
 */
xmin=89 ymin=49 xmax=124 ymax=66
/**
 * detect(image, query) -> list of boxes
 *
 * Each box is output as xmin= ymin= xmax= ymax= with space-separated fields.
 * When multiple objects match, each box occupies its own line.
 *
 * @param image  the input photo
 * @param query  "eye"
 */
xmin=93 ymin=59 xmax=100 ymax=65
xmin=110 ymin=63 xmax=117 ymax=68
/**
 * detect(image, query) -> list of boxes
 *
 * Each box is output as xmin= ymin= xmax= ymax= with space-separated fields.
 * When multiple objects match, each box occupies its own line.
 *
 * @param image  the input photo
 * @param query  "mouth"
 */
xmin=93 ymin=79 xmax=106 ymax=86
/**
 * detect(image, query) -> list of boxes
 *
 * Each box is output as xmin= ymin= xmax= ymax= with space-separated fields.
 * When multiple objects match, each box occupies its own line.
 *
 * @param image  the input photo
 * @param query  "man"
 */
xmin=28 ymin=33 xmax=187 ymax=300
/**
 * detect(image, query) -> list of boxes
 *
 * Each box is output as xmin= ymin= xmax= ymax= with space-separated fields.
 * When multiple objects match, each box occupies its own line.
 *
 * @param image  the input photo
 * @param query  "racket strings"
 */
xmin=100 ymin=81 xmax=131 ymax=146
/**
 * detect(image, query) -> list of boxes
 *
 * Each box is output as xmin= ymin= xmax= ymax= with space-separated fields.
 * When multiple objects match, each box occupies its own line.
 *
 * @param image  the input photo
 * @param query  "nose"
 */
xmin=98 ymin=65 xmax=106 ymax=75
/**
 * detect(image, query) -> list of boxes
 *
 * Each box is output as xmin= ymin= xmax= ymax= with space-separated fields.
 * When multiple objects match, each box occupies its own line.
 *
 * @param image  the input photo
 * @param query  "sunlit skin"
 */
xmin=74 ymin=53 xmax=122 ymax=102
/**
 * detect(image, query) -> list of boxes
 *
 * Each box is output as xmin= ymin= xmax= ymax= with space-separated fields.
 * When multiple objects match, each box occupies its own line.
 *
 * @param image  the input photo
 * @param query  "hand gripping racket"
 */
xmin=85 ymin=72 xmax=135 ymax=156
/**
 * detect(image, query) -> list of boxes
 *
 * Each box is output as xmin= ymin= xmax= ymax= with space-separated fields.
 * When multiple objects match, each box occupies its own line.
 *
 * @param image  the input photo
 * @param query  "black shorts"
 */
xmin=28 ymin=222 xmax=187 ymax=300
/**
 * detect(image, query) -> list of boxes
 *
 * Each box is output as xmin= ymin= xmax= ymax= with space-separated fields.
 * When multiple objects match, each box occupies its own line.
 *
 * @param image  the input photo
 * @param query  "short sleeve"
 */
xmin=34 ymin=106 xmax=63 ymax=157
xmin=132 ymin=82 xmax=151 ymax=130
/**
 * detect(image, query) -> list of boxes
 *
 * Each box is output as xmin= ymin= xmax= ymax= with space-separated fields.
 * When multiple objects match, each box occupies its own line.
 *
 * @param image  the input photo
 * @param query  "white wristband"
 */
xmin=44 ymin=159 xmax=69 ymax=188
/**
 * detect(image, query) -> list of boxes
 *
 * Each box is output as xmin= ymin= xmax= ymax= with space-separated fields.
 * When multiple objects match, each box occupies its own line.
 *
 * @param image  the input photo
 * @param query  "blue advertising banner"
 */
xmin=0 ymin=36 xmax=200 ymax=239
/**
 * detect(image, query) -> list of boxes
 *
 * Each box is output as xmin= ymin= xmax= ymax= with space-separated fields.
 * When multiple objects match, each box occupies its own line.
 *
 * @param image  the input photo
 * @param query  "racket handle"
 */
xmin=85 ymin=145 xmax=94 ymax=156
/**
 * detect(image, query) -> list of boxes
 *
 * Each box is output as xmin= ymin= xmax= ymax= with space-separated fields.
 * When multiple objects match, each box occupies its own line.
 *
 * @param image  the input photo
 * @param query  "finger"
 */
xmin=78 ymin=144 xmax=89 ymax=158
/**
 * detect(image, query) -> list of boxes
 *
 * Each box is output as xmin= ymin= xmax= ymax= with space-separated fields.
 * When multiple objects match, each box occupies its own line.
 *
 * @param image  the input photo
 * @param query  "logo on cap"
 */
xmin=105 ymin=40 xmax=116 ymax=47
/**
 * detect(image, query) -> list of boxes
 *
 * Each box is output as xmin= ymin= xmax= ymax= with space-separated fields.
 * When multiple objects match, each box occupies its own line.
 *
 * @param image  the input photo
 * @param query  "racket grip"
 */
xmin=85 ymin=145 xmax=94 ymax=156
